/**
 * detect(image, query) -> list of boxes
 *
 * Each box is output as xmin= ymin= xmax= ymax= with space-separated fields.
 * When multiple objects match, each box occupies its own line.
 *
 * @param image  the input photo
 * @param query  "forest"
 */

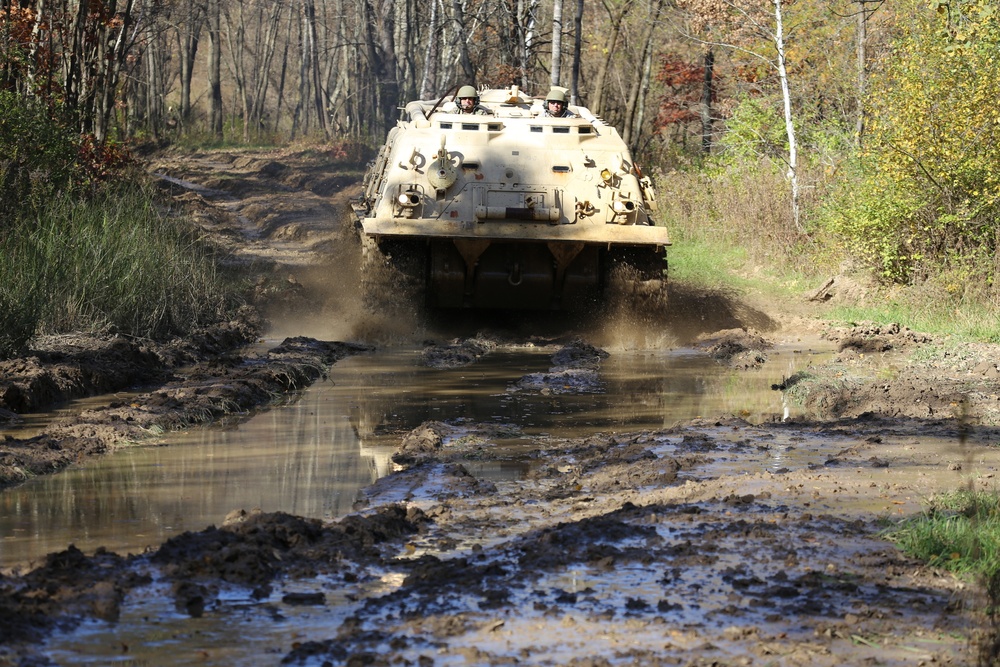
xmin=2 ymin=0 xmax=1000 ymax=348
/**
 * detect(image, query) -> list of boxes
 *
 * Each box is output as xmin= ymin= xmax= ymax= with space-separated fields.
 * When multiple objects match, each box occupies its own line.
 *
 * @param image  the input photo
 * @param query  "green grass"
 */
xmin=0 ymin=180 xmax=246 ymax=357
xmin=830 ymin=299 xmax=1000 ymax=343
xmin=884 ymin=490 xmax=1000 ymax=579
xmin=654 ymin=158 xmax=1000 ymax=343
xmin=666 ymin=230 xmax=821 ymax=301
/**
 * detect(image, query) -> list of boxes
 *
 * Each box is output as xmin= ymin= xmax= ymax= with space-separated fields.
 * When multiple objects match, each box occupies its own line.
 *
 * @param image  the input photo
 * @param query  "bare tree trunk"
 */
xmin=79 ymin=0 xmax=107 ymax=133
xmin=208 ymin=0 xmax=223 ymax=140
xmin=0 ymin=0 xmax=14 ymax=90
xmin=144 ymin=4 xmax=165 ymax=141
xmin=570 ymin=0 xmax=582 ymax=103
xmin=451 ymin=0 xmax=475 ymax=83
xmin=95 ymin=0 xmax=136 ymax=141
xmin=222 ymin=0 xmax=249 ymax=141
xmin=295 ymin=2 xmax=312 ymax=137
xmin=274 ymin=10 xmax=294 ymax=133
xmin=495 ymin=0 xmax=518 ymax=79
xmin=700 ymin=48 xmax=714 ymax=153
xmin=592 ymin=0 xmax=631 ymax=116
xmin=419 ymin=0 xmax=441 ymax=98
xmin=64 ymin=0 xmax=89 ymax=110
xmin=396 ymin=0 xmax=417 ymax=100
xmin=249 ymin=0 xmax=284 ymax=134
xmin=177 ymin=5 xmax=203 ymax=127
xmin=364 ymin=0 xmax=400 ymax=135
xmin=623 ymin=0 xmax=662 ymax=148
xmin=326 ymin=0 xmax=353 ymax=132
xmin=518 ymin=0 xmax=539 ymax=90
xmin=550 ymin=0 xmax=562 ymax=86
xmin=304 ymin=0 xmax=328 ymax=136
xmin=348 ymin=8 xmax=364 ymax=135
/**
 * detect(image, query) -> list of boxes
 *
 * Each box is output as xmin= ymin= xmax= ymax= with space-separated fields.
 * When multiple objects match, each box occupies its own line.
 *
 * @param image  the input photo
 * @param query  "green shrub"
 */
xmin=823 ymin=3 xmax=1000 ymax=288
xmin=0 ymin=91 xmax=81 ymax=216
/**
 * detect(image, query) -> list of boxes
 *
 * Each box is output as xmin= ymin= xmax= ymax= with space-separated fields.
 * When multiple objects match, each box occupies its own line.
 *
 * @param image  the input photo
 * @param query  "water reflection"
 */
xmin=0 ymin=340 xmax=832 ymax=569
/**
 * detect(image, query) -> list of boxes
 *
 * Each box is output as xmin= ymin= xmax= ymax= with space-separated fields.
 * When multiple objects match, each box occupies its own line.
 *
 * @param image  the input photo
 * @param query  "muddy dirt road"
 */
xmin=2 ymin=147 xmax=999 ymax=666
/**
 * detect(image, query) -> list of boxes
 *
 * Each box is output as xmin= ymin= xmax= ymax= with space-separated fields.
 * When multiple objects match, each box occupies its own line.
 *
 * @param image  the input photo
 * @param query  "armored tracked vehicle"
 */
xmin=352 ymin=85 xmax=669 ymax=310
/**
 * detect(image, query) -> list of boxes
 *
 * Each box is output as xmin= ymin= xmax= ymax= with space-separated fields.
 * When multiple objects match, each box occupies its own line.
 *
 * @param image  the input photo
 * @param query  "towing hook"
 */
xmin=508 ymin=262 xmax=522 ymax=286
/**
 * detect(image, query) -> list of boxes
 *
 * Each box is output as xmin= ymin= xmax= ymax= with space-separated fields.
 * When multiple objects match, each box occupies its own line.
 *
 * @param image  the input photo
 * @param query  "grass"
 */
xmin=830 ymin=297 xmax=1000 ymax=343
xmin=883 ymin=491 xmax=1000 ymax=665
xmin=655 ymin=159 xmax=1000 ymax=343
xmin=883 ymin=490 xmax=1000 ymax=579
xmin=655 ymin=161 xmax=841 ymax=313
xmin=0 ymin=178 xmax=245 ymax=357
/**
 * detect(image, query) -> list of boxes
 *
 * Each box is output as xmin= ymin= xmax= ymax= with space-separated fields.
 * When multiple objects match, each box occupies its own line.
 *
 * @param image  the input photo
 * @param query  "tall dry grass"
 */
xmin=0 ymin=181 xmax=245 ymax=358
xmin=653 ymin=159 xmax=837 ymax=293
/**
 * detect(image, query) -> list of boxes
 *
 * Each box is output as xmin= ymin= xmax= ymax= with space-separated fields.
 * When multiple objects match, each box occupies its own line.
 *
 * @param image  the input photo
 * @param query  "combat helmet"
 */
xmin=546 ymin=88 xmax=568 ymax=103
xmin=457 ymin=85 xmax=478 ymax=101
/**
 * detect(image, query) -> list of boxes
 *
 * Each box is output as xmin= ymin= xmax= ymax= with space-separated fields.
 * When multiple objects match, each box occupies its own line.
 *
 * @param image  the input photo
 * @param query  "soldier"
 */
xmin=544 ymin=88 xmax=575 ymax=118
xmin=456 ymin=85 xmax=491 ymax=115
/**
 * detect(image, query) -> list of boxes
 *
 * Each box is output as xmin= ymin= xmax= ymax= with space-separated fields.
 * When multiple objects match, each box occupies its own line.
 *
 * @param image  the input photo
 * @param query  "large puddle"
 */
xmin=0 ymin=339 xmax=829 ymax=570
xmin=8 ymin=335 xmax=996 ymax=667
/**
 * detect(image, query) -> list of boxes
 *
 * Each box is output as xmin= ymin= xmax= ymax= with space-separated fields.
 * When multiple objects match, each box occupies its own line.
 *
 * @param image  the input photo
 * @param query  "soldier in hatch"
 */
xmin=543 ymin=88 xmax=576 ymax=118
xmin=456 ymin=85 xmax=492 ymax=115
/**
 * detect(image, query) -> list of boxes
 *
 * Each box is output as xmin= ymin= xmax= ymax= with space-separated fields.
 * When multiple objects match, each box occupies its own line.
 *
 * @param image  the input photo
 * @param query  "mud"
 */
xmin=0 ymin=148 xmax=997 ymax=666
xmin=0 ymin=335 xmax=369 ymax=486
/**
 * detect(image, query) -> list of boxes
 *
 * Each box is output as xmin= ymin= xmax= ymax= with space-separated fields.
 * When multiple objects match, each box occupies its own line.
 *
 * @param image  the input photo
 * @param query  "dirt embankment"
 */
xmin=2 ymin=148 xmax=1000 ymax=666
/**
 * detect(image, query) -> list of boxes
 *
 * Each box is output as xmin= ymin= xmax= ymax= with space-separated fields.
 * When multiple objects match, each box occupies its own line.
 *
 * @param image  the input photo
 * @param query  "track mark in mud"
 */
xmin=286 ymin=418 xmax=978 ymax=666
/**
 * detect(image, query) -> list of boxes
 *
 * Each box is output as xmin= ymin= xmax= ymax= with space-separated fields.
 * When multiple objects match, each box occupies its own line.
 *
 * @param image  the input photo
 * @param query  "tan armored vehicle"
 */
xmin=352 ymin=85 xmax=669 ymax=310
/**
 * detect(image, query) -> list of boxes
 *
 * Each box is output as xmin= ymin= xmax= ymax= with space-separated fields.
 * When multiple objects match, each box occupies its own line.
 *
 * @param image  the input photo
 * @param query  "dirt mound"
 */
xmin=0 ymin=504 xmax=427 ymax=655
xmin=694 ymin=327 xmax=772 ymax=369
xmin=777 ymin=322 xmax=1000 ymax=424
xmin=823 ymin=321 xmax=935 ymax=353
xmin=0 ymin=313 xmax=262 ymax=431
xmin=421 ymin=336 xmax=497 ymax=368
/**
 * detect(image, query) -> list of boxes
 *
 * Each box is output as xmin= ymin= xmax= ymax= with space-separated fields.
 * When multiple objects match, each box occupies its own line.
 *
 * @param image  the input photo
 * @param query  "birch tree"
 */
xmin=518 ymin=0 xmax=540 ymax=90
xmin=550 ymin=0 xmax=562 ymax=86
xmin=678 ymin=0 xmax=804 ymax=230
xmin=419 ymin=0 xmax=441 ymax=98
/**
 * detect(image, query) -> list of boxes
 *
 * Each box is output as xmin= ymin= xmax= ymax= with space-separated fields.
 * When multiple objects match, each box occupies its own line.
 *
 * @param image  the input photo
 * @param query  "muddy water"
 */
xmin=0 ymin=339 xmax=830 ymax=571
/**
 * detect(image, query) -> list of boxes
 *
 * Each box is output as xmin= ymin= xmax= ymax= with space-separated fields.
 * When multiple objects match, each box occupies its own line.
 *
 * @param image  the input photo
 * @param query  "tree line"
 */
xmin=4 ymin=0 xmax=999 ymax=304
xmin=0 ymin=0 xmax=871 ymax=152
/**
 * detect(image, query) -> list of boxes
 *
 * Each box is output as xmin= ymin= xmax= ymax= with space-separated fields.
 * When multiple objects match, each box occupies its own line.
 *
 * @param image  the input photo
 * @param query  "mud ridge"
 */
xmin=0 ymin=336 xmax=370 ymax=487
